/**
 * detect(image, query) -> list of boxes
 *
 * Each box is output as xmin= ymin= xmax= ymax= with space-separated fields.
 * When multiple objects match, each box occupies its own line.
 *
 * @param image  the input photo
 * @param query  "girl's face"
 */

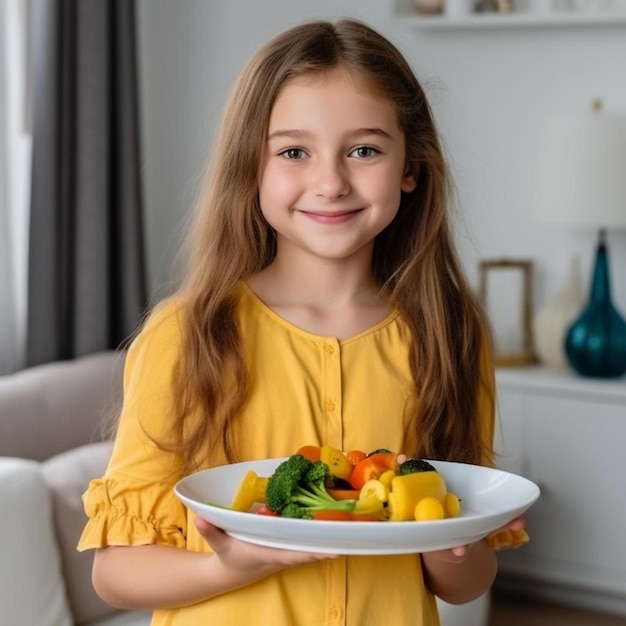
xmin=258 ymin=69 xmax=416 ymax=264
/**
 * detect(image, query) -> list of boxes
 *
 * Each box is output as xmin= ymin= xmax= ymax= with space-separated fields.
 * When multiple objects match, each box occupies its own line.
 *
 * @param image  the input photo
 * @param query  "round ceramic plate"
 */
xmin=174 ymin=457 xmax=540 ymax=555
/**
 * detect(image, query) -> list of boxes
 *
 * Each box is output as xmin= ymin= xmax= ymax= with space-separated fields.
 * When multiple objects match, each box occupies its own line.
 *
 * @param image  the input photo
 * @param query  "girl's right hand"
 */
xmin=194 ymin=516 xmax=336 ymax=581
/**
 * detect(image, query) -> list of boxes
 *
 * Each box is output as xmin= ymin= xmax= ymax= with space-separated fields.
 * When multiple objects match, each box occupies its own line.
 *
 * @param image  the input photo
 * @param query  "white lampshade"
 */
xmin=536 ymin=105 xmax=626 ymax=231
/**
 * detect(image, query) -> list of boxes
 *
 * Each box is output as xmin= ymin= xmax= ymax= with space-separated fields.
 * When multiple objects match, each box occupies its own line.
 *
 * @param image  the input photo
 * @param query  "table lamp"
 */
xmin=536 ymin=100 xmax=626 ymax=378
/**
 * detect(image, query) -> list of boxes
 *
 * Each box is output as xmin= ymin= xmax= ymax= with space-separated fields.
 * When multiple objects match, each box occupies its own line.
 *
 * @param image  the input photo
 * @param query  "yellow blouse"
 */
xmin=79 ymin=283 xmax=495 ymax=626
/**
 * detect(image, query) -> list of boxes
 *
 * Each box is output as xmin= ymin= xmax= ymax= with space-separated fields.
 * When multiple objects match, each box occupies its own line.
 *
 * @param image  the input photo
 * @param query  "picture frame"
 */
xmin=478 ymin=258 xmax=536 ymax=367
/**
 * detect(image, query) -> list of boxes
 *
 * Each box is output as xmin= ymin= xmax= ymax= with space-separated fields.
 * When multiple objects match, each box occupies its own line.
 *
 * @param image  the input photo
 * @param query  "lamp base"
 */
xmin=565 ymin=231 xmax=626 ymax=379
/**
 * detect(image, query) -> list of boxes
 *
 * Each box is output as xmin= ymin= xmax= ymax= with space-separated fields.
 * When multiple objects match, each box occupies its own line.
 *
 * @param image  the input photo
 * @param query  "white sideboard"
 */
xmin=494 ymin=367 xmax=626 ymax=616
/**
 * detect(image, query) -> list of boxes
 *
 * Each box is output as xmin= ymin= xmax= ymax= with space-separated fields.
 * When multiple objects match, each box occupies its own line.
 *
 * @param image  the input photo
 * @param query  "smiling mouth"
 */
xmin=299 ymin=209 xmax=364 ymax=224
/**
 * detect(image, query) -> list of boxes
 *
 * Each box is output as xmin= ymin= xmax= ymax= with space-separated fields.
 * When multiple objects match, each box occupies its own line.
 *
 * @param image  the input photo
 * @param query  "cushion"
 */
xmin=0 ymin=351 xmax=124 ymax=462
xmin=0 ymin=457 xmax=73 ymax=626
xmin=43 ymin=441 xmax=116 ymax=625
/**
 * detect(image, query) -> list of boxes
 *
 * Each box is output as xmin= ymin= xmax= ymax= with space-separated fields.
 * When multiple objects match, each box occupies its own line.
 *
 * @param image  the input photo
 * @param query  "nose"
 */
xmin=311 ymin=157 xmax=351 ymax=200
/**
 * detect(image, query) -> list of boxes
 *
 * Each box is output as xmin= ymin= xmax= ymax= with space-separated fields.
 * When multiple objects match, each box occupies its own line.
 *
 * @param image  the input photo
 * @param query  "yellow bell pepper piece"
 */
xmin=353 ymin=493 xmax=385 ymax=517
xmin=230 ymin=470 xmax=268 ymax=511
xmin=444 ymin=492 xmax=461 ymax=518
xmin=414 ymin=496 xmax=445 ymax=521
xmin=359 ymin=478 xmax=389 ymax=504
xmin=378 ymin=469 xmax=396 ymax=489
xmin=320 ymin=445 xmax=353 ymax=480
xmin=387 ymin=471 xmax=447 ymax=521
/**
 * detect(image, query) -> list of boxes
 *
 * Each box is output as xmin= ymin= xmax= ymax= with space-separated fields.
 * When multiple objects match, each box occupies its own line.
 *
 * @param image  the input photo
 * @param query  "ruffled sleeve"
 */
xmin=78 ymin=477 xmax=186 ymax=550
xmin=78 ymin=298 xmax=191 ymax=551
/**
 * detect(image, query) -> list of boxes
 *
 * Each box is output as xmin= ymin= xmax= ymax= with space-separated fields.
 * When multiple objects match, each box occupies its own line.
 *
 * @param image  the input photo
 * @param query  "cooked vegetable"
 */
xmin=345 ymin=449 xmax=367 ymax=466
xmin=313 ymin=510 xmax=381 ymax=522
xmin=366 ymin=448 xmax=392 ymax=457
xmin=414 ymin=496 xmax=445 ymax=521
xmin=232 ymin=447 xmax=465 ymax=525
xmin=387 ymin=471 xmax=447 ymax=521
xmin=230 ymin=470 xmax=269 ymax=512
xmin=256 ymin=505 xmax=279 ymax=517
xmin=327 ymin=487 xmax=361 ymax=500
xmin=320 ymin=445 xmax=353 ymax=480
xmin=378 ymin=469 xmax=396 ymax=489
xmin=348 ymin=453 xmax=398 ymax=489
xmin=296 ymin=445 xmax=321 ymax=462
xmin=398 ymin=458 xmax=437 ymax=475
xmin=359 ymin=478 xmax=389 ymax=504
xmin=265 ymin=454 xmax=383 ymax=519
xmin=444 ymin=492 xmax=461 ymax=518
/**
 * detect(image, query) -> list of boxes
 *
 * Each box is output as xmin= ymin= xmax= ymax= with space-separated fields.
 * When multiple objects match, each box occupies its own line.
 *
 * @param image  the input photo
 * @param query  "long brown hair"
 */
xmin=169 ymin=19 xmax=493 ymax=470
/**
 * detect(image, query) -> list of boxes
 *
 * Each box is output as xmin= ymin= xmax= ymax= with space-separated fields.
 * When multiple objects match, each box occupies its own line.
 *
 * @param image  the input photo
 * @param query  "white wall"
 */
xmin=136 ymin=0 xmax=626 ymax=321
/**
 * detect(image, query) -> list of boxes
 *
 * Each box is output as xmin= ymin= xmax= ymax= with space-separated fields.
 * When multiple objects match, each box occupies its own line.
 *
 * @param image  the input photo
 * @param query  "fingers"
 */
xmin=507 ymin=517 xmax=526 ymax=531
xmin=424 ymin=544 xmax=470 ymax=564
xmin=194 ymin=516 xmax=230 ymax=550
xmin=450 ymin=545 xmax=468 ymax=558
xmin=193 ymin=516 xmax=337 ymax=568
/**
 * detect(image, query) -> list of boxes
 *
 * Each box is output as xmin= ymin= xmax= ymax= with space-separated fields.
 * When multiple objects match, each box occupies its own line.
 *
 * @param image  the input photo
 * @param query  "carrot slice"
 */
xmin=327 ymin=487 xmax=360 ymax=501
xmin=295 ymin=445 xmax=321 ymax=462
xmin=312 ymin=510 xmax=381 ymax=522
xmin=345 ymin=449 xmax=367 ymax=466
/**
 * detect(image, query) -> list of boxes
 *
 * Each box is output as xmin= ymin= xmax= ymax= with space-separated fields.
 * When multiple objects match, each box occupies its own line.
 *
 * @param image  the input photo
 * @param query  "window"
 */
xmin=0 ymin=0 xmax=32 ymax=373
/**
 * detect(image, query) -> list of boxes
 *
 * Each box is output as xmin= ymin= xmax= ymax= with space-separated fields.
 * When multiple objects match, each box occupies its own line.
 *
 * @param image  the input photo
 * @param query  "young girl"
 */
xmin=79 ymin=18 xmax=519 ymax=625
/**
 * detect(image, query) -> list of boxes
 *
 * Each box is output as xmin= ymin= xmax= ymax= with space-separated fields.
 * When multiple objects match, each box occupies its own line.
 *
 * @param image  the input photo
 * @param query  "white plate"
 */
xmin=174 ymin=457 xmax=540 ymax=555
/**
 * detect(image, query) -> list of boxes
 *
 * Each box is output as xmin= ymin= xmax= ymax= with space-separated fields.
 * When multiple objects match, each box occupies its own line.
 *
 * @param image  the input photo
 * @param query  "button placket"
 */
xmin=322 ymin=339 xmax=342 ymax=450
xmin=326 ymin=557 xmax=346 ymax=625
xmin=321 ymin=341 xmax=346 ymax=625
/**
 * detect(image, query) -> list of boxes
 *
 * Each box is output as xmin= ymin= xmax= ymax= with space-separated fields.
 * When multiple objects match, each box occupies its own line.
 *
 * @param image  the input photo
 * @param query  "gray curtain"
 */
xmin=26 ymin=0 xmax=146 ymax=367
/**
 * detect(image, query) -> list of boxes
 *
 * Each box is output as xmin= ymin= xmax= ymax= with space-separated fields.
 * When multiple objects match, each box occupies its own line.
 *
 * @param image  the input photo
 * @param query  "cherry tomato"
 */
xmin=348 ymin=453 xmax=398 ymax=489
xmin=257 ymin=505 xmax=279 ymax=517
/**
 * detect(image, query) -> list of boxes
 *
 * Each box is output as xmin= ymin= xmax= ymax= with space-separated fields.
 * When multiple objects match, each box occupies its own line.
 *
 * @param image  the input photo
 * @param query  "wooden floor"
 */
xmin=489 ymin=593 xmax=626 ymax=626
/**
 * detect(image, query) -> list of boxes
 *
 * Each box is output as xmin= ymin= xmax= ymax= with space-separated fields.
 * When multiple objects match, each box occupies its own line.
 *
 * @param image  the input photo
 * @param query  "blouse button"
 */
xmin=329 ymin=606 xmax=342 ymax=620
xmin=324 ymin=400 xmax=336 ymax=412
xmin=324 ymin=343 xmax=335 ymax=355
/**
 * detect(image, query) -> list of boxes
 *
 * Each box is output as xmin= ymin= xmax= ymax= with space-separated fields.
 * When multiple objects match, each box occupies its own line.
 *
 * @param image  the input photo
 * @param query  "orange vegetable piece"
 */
xmin=295 ymin=445 xmax=321 ymax=462
xmin=313 ymin=510 xmax=354 ymax=521
xmin=312 ymin=510 xmax=380 ymax=522
xmin=345 ymin=449 xmax=367 ymax=466
xmin=348 ymin=453 xmax=398 ymax=489
xmin=327 ymin=487 xmax=361 ymax=501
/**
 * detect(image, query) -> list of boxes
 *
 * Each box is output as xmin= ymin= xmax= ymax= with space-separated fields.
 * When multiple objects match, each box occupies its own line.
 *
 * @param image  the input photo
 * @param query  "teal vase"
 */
xmin=565 ymin=236 xmax=626 ymax=378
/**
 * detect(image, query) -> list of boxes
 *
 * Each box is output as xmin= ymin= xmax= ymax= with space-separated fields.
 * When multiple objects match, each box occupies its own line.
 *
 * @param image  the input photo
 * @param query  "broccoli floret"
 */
xmin=398 ymin=458 xmax=437 ymax=475
xmin=305 ymin=460 xmax=331 ymax=484
xmin=366 ymin=448 xmax=392 ymax=457
xmin=281 ymin=503 xmax=313 ymax=519
xmin=265 ymin=454 xmax=357 ymax=517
